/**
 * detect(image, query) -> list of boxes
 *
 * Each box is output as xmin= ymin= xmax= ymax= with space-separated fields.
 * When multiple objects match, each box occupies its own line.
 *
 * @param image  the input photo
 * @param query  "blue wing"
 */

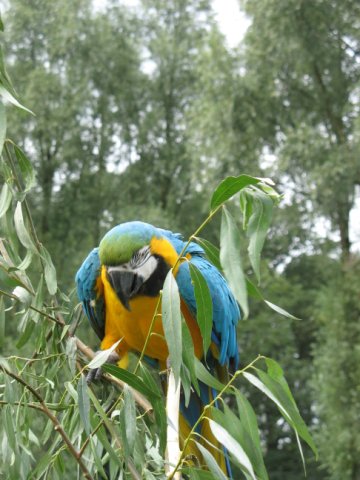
xmin=75 ymin=248 xmax=105 ymax=340
xmin=173 ymin=242 xmax=240 ymax=368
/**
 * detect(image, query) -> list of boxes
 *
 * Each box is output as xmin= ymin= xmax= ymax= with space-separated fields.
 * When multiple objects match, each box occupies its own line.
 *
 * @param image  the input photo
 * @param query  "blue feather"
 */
xmin=75 ymin=248 xmax=105 ymax=340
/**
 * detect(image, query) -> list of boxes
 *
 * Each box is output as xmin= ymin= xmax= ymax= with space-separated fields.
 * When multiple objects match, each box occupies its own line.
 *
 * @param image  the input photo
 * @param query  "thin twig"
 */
xmin=173 ymin=205 xmax=221 ymax=271
xmin=0 ymin=400 xmax=73 ymax=411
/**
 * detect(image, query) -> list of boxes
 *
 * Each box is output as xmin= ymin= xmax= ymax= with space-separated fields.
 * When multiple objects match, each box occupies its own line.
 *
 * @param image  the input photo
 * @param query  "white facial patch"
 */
xmin=108 ymin=246 xmax=158 ymax=283
xmin=134 ymin=255 xmax=158 ymax=282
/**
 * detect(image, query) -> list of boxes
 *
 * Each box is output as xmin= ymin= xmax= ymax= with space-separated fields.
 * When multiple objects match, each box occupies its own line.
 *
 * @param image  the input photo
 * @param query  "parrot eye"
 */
xmin=130 ymin=246 xmax=151 ymax=268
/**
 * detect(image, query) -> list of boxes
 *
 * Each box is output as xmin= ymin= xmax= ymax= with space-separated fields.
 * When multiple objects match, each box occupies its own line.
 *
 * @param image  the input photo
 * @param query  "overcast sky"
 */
xmin=102 ymin=0 xmax=249 ymax=48
xmin=212 ymin=0 xmax=250 ymax=47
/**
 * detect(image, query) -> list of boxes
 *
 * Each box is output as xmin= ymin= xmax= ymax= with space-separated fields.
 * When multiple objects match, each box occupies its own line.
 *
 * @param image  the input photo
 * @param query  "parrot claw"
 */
xmin=86 ymin=351 xmax=120 ymax=385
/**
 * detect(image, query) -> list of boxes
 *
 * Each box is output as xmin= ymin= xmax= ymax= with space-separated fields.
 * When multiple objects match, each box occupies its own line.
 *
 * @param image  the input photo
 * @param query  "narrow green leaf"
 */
xmin=3 ymin=405 xmax=16 ymax=452
xmin=246 ymin=277 xmax=263 ymax=300
xmin=162 ymin=270 xmax=182 ymax=384
xmin=0 ymin=85 xmax=34 ymax=115
xmin=244 ymin=369 xmax=317 ymax=457
xmin=90 ymin=422 xmax=123 ymax=467
xmin=94 ymin=424 xmax=123 ymax=467
xmin=153 ymin=397 xmax=168 ymax=455
xmin=65 ymin=336 xmax=77 ymax=375
xmin=189 ymin=263 xmax=213 ymax=354
xmin=195 ymin=442 xmax=228 ymax=480
xmin=0 ymin=183 xmax=12 ymax=218
xmin=295 ymin=429 xmax=307 ymax=475
xmin=193 ymin=237 xmax=222 ymax=270
xmin=39 ymin=245 xmax=57 ymax=295
xmin=209 ymin=419 xmax=256 ymax=480
xmin=211 ymin=175 xmax=260 ymax=210
xmin=138 ymin=364 xmax=167 ymax=453
xmin=4 ymin=369 xmax=15 ymax=404
xmin=0 ymin=101 xmax=6 ymax=156
xmin=64 ymin=381 xmax=78 ymax=401
xmin=188 ymin=468 xmax=217 ymax=480
xmin=182 ymin=319 xmax=200 ymax=398
xmin=0 ymin=297 xmax=5 ymax=348
xmin=14 ymin=145 xmax=35 ymax=192
xmin=90 ymin=437 xmax=108 ymax=479
xmin=16 ymin=317 xmax=35 ymax=348
xmin=32 ymin=452 xmax=53 ymax=479
xmin=240 ymin=189 xmax=253 ymax=230
xmin=181 ymin=362 xmax=192 ymax=407
xmin=264 ymin=300 xmax=300 ymax=320
xmin=119 ymin=399 xmax=131 ymax=459
xmin=234 ymin=391 xmax=269 ymax=480
xmin=264 ymin=358 xmax=301 ymax=412
xmin=210 ymin=405 xmax=267 ymax=480
xmin=194 ymin=358 xmax=227 ymax=392
xmin=88 ymin=388 xmax=112 ymax=426
xmin=17 ymin=249 xmax=33 ymax=270
xmin=123 ymin=385 xmax=136 ymax=453
xmin=234 ymin=391 xmax=261 ymax=452
xmin=87 ymin=339 xmax=122 ymax=369
xmin=0 ymin=14 xmax=4 ymax=32
xmin=12 ymin=286 xmax=32 ymax=306
xmin=102 ymin=363 xmax=160 ymax=399
xmin=30 ymin=274 xmax=44 ymax=324
xmin=220 ymin=206 xmax=248 ymax=318
xmin=258 ymin=182 xmax=282 ymax=204
xmin=77 ymin=374 xmax=91 ymax=434
xmin=14 ymin=202 xmax=36 ymax=251
xmin=246 ymin=278 xmax=299 ymax=320
xmin=244 ymin=189 xmax=273 ymax=283
xmin=244 ymin=371 xmax=289 ymax=417
xmin=256 ymin=366 xmax=317 ymax=458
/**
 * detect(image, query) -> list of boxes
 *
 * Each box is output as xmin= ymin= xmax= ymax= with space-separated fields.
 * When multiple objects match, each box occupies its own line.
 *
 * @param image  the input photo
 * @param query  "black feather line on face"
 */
xmin=130 ymin=246 xmax=151 ymax=268
xmin=107 ymin=254 xmax=170 ymax=310
xmin=137 ymin=255 xmax=170 ymax=297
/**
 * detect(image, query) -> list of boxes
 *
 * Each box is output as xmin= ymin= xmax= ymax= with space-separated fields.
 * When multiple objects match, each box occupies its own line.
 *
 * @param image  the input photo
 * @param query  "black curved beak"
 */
xmin=107 ymin=269 xmax=143 ymax=311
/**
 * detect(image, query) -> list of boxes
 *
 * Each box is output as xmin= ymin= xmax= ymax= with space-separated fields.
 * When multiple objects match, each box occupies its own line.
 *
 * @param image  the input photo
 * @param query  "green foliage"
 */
xmin=0 ymin=40 xmax=314 ymax=476
xmin=1 ymin=0 xmax=359 ymax=478
xmin=312 ymin=264 xmax=360 ymax=478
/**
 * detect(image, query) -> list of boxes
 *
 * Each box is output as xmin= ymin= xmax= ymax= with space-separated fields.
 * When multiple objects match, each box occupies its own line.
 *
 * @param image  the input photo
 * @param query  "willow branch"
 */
xmin=1 ymin=366 xmax=94 ymax=480
xmin=4 ymin=141 xmax=43 ymax=252
xmin=0 ymin=287 xmax=152 ymax=412
xmin=168 ymin=355 xmax=264 ymax=479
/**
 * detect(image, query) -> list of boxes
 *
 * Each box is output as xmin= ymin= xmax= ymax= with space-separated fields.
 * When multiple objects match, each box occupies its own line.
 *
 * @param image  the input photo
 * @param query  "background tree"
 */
xmin=1 ymin=0 xmax=359 ymax=478
xmin=236 ymin=0 xmax=360 ymax=478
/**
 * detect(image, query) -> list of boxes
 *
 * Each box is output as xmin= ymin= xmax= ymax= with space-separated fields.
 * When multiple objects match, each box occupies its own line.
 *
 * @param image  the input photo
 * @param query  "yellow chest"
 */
xmin=101 ymin=266 xmax=169 ymax=360
xmin=99 ymin=237 xmax=203 ymax=362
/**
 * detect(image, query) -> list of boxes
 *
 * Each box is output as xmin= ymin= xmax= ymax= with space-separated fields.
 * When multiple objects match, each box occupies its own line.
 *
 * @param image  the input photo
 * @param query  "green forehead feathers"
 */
xmin=98 ymin=222 xmax=157 ymax=265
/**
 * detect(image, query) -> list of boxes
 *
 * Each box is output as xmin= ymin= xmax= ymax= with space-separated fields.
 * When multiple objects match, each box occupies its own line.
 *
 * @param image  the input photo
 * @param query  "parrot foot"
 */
xmin=86 ymin=351 xmax=120 ymax=385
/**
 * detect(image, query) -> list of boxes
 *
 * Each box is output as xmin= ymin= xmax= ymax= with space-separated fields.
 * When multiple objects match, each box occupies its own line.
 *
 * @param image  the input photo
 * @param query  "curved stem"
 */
xmin=173 ymin=205 xmax=221 ymax=271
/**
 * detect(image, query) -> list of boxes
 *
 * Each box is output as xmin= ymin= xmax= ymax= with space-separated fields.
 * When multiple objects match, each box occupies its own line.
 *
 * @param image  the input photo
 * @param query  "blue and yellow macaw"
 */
xmin=76 ymin=221 xmax=240 ymax=476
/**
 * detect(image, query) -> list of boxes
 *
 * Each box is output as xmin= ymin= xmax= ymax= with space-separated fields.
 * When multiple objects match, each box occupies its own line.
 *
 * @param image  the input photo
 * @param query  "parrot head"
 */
xmin=99 ymin=221 xmax=171 ymax=310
